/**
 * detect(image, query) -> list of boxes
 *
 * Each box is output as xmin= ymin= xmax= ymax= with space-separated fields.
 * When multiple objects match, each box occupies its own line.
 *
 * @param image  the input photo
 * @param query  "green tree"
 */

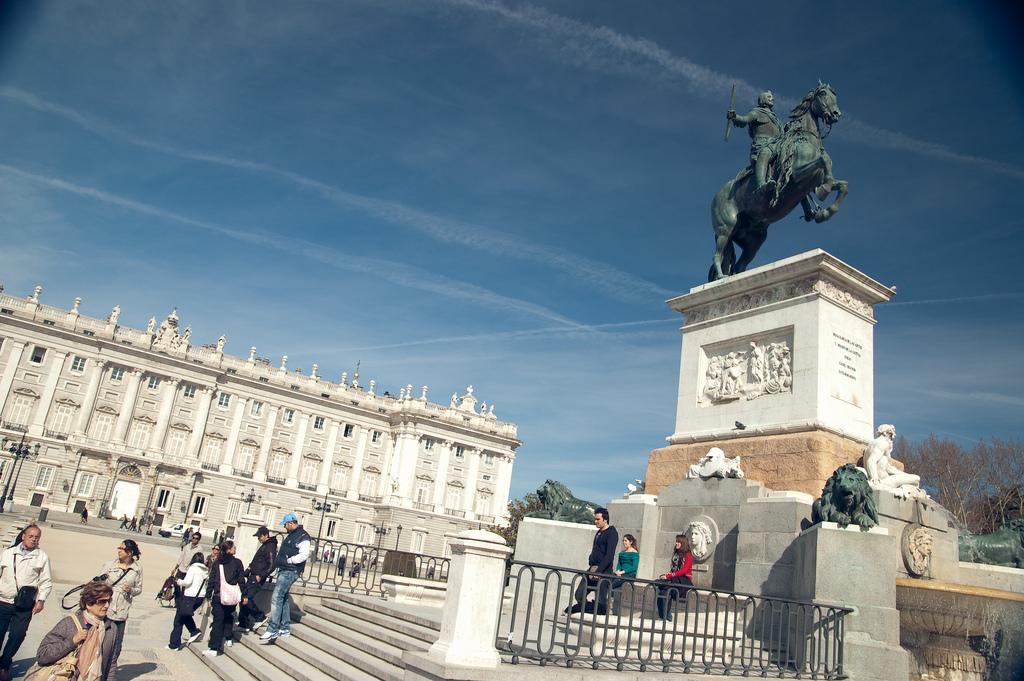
xmin=494 ymin=492 xmax=543 ymax=550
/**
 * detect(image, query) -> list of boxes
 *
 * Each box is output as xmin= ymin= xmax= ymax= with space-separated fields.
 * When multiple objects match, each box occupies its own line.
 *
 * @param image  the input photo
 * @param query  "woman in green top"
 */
xmin=611 ymin=534 xmax=639 ymax=588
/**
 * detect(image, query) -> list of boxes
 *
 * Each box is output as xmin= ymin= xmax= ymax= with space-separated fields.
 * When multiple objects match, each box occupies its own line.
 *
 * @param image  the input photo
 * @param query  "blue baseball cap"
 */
xmin=281 ymin=513 xmax=299 ymax=525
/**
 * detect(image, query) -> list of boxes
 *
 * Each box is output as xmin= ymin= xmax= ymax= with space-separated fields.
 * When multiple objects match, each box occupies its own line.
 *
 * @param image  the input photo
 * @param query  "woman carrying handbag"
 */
xmin=202 ymin=542 xmax=243 ymax=657
xmin=28 ymin=581 xmax=115 ymax=681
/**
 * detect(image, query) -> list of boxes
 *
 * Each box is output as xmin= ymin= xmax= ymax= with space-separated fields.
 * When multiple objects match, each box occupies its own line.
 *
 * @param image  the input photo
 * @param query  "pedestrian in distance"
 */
xmin=259 ymin=513 xmax=310 ymax=644
xmin=181 ymin=528 xmax=193 ymax=548
xmin=31 ymin=581 xmax=115 ymax=681
xmin=237 ymin=527 xmax=277 ymax=632
xmin=0 ymin=523 xmax=52 ymax=681
xmin=118 ymin=516 xmax=129 ymax=530
xmin=95 ymin=539 xmax=142 ymax=680
xmin=168 ymin=552 xmax=207 ymax=650
xmin=171 ymin=533 xmax=202 ymax=582
xmin=565 ymin=508 xmax=617 ymax=616
xmin=203 ymin=541 xmax=243 ymax=657
xmin=128 ymin=517 xmax=137 ymax=533
xmin=80 ymin=508 xmax=89 ymax=525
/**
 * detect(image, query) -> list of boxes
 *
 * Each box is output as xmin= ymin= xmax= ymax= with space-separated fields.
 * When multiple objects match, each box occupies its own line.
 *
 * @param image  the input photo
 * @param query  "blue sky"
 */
xmin=1 ymin=1 xmax=1022 ymax=506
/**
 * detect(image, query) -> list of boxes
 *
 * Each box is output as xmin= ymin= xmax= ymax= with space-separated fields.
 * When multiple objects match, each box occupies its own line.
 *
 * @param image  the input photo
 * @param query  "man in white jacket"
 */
xmin=0 ymin=524 xmax=52 ymax=681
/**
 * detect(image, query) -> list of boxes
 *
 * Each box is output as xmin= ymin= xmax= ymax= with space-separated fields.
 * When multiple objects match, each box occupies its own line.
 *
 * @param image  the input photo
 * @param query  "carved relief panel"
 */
xmin=698 ymin=328 xmax=794 ymax=406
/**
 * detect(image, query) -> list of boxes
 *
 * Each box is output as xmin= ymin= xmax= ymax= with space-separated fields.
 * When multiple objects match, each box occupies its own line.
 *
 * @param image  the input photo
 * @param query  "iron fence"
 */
xmin=499 ymin=561 xmax=850 ymax=678
xmin=296 ymin=538 xmax=450 ymax=596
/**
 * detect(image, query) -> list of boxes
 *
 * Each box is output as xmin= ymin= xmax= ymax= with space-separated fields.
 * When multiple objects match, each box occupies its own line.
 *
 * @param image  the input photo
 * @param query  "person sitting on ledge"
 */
xmin=656 ymin=534 xmax=693 ymax=622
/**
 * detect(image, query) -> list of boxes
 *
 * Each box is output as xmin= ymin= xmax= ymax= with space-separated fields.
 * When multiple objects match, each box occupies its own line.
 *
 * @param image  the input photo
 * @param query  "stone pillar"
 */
xmin=235 ymin=513 xmax=267 ymax=567
xmin=346 ymin=428 xmax=368 ymax=500
xmin=462 ymin=448 xmax=481 ymax=518
xmin=74 ymin=359 xmax=107 ymax=435
xmin=221 ymin=397 xmax=250 ymax=474
xmin=253 ymin=405 xmax=279 ymax=482
xmin=792 ymin=523 xmax=909 ymax=681
xmin=432 ymin=440 xmax=451 ymax=512
xmin=113 ymin=369 xmax=144 ymax=443
xmin=426 ymin=530 xmax=511 ymax=669
xmin=735 ymin=491 xmax=814 ymax=598
xmin=493 ymin=455 xmax=514 ymax=521
xmin=150 ymin=377 xmax=179 ymax=451
xmin=317 ymin=422 xmax=339 ymax=492
xmin=187 ymin=387 xmax=215 ymax=458
xmin=286 ymin=413 xmax=309 ymax=486
xmin=0 ymin=342 xmax=28 ymax=417
xmin=30 ymin=350 xmax=68 ymax=435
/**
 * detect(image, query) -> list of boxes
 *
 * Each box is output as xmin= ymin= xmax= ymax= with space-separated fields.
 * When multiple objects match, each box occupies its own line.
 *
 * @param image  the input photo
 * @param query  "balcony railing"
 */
xmin=298 ymin=482 xmax=317 ymax=491
xmin=200 ymin=462 xmax=220 ymax=471
xmin=267 ymin=476 xmax=286 ymax=485
xmin=43 ymin=429 xmax=69 ymax=441
xmin=445 ymin=508 xmax=466 ymax=518
xmin=413 ymin=502 xmax=434 ymax=511
xmin=1 ymin=421 xmax=28 ymax=433
xmin=234 ymin=468 xmax=254 ymax=479
xmin=358 ymin=494 xmax=382 ymax=504
xmin=477 ymin=514 xmax=496 ymax=524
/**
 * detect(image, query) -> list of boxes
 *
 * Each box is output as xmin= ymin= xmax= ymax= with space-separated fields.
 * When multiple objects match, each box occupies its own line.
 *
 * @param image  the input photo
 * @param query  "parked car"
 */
xmin=158 ymin=522 xmax=203 ymax=538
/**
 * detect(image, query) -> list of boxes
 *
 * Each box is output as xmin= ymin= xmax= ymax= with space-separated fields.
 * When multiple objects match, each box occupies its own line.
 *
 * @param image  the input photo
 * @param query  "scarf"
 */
xmin=76 ymin=611 xmax=105 ymax=681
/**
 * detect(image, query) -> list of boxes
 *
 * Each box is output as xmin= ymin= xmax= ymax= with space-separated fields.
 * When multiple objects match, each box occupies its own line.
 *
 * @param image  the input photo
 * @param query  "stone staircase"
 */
xmin=191 ymin=591 xmax=441 ymax=681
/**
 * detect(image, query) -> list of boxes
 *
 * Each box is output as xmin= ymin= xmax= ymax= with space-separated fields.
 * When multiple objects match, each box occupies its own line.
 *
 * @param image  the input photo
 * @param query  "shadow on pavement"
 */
xmin=115 ymin=662 xmax=160 ymax=679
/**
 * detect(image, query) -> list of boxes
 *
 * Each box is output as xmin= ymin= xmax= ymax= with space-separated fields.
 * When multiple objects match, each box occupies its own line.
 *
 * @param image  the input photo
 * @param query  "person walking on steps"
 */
xmin=202 ymin=541 xmax=244 ymax=657
xmin=95 ymin=539 xmax=143 ymax=679
xmin=259 ymin=514 xmax=309 ymax=644
xmin=168 ymin=552 xmax=207 ymax=650
xmin=238 ymin=526 xmax=277 ymax=632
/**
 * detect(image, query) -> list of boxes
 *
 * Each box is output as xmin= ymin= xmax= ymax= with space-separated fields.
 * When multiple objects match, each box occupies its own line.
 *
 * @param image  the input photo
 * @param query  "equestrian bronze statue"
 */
xmin=709 ymin=81 xmax=848 ymax=281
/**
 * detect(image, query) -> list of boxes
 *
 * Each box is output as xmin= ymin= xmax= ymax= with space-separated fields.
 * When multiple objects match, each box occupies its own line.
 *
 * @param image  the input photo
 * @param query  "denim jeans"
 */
xmin=267 ymin=570 xmax=299 ymax=634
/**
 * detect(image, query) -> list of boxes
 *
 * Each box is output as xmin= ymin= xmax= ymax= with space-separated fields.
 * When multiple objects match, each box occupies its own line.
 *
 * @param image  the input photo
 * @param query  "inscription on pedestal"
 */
xmin=830 ymin=330 xmax=865 ymax=406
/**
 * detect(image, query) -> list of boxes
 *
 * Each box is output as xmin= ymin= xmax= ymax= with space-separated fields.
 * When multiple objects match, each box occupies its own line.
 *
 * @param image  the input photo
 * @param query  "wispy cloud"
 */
xmin=886 ymin=292 xmax=1024 ymax=307
xmin=438 ymin=0 xmax=1024 ymax=181
xmin=0 ymin=162 xmax=589 ymax=328
xmin=923 ymin=389 xmax=1024 ymax=409
xmin=0 ymin=86 xmax=671 ymax=302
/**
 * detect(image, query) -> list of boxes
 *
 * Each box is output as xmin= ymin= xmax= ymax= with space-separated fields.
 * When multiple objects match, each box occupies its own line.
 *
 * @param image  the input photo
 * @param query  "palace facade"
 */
xmin=0 ymin=285 xmax=520 ymax=557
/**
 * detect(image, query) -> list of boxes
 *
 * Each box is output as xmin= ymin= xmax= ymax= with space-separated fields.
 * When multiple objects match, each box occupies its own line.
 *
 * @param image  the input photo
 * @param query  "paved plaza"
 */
xmin=2 ymin=518 xmax=212 ymax=681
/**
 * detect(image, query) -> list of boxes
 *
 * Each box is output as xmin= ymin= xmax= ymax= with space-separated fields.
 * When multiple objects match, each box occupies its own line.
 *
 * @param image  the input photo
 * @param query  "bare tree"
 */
xmin=494 ymin=492 xmax=543 ymax=550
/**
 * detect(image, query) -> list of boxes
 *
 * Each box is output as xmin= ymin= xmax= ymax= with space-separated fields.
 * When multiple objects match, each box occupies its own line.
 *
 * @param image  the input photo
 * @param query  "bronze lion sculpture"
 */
xmin=526 ymin=480 xmax=599 ymax=525
xmin=811 ymin=464 xmax=878 ymax=531
xmin=959 ymin=518 xmax=1024 ymax=568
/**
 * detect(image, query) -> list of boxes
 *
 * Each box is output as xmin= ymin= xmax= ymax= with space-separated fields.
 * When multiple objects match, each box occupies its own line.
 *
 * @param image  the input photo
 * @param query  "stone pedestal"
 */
xmin=606 ymin=494 xmax=659 ymax=579
xmin=735 ymin=490 xmax=814 ymax=598
xmin=793 ymin=522 xmax=910 ymax=681
xmin=428 ymin=530 xmax=511 ymax=669
xmin=234 ymin=513 xmax=267 ymax=567
xmin=513 ymin=517 xmax=595 ymax=569
xmin=648 ymin=250 xmax=894 ymax=497
xmin=872 ymin=492 xmax=959 ymax=582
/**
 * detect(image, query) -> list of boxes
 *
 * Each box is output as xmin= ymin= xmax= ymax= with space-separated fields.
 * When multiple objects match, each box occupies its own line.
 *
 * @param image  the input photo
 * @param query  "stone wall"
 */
xmin=734 ymin=491 xmax=813 ymax=598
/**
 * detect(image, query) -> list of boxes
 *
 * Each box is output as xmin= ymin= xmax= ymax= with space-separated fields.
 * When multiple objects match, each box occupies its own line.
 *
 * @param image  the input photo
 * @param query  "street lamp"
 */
xmin=373 ymin=524 xmax=391 ymax=550
xmin=1 ymin=436 xmax=40 ymax=509
xmin=395 ymin=524 xmax=403 ymax=551
xmin=242 ymin=488 xmax=261 ymax=515
xmin=311 ymin=491 xmax=335 ymax=541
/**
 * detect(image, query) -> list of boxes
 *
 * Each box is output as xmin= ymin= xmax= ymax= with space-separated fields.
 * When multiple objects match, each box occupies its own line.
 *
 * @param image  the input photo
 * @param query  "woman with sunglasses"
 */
xmin=34 ymin=581 xmax=116 ymax=681
xmin=95 ymin=539 xmax=142 ymax=679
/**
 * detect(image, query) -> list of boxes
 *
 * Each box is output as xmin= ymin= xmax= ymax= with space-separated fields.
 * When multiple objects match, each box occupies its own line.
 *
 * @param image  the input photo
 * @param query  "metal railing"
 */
xmin=358 ymin=494 xmax=382 ymax=504
xmin=499 ymin=561 xmax=850 ymax=678
xmin=295 ymin=538 xmax=450 ymax=596
xmin=1 ymin=421 xmax=28 ymax=433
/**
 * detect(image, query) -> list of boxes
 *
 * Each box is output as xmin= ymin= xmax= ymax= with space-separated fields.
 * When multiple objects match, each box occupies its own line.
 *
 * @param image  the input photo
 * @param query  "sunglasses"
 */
xmin=94 ymin=598 xmax=112 ymax=605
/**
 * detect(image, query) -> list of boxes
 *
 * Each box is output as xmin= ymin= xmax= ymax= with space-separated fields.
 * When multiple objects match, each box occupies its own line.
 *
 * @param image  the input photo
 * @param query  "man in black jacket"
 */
xmin=567 ymin=507 xmax=618 ymax=615
xmin=238 ymin=526 xmax=278 ymax=631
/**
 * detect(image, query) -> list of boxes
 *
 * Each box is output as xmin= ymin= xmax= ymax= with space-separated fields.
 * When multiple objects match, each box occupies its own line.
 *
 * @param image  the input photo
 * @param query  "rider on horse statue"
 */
xmin=727 ymin=91 xmax=783 ymax=195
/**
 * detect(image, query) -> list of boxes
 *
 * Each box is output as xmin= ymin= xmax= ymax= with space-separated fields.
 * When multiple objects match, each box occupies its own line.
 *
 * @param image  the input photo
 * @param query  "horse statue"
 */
xmin=709 ymin=81 xmax=849 ymax=281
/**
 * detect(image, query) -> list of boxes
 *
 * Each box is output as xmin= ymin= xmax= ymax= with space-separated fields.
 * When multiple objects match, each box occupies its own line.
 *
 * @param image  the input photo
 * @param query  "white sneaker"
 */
xmin=259 ymin=630 xmax=277 ymax=641
xmin=201 ymin=649 xmax=221 ymax=657
xmin=276 ymin=630 xmax=290 ymax=639
xmin=225 ymin=640 xmax=233 ymax=647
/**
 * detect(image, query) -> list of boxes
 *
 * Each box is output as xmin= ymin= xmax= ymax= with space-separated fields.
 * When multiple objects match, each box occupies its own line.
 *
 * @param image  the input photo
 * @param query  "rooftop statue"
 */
xmin=711 ymin=81 xmax=849 ymax=281
xmin=526 ymin=480 xmax=599 ymax=525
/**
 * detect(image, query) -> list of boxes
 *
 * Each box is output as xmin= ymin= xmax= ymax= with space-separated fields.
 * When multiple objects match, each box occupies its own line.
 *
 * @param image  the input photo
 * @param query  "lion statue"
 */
xmin=526 ymin=480 xmax=600 ymax=525
xmin=959 ymin=518 xmax=1024 ymax=568
xmin=811 ymin=464 xmax=879 ymax=531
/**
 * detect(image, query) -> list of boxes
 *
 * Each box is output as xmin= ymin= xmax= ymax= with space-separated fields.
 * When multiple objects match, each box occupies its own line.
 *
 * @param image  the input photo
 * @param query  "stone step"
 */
xmin=334 ymin=590 xmax=442 ymax=632
xmin=287 ymin=617 xmax=406 ymax=681
xmin=234 ymin=632 xmax=336 ymax=681
xmin=189 ymin=641 xmax=258 ymax=681
xmin=305 ymin=602 xmax=434 ymax=654
xmin=318 ymin=598 xmax=439 ymax=644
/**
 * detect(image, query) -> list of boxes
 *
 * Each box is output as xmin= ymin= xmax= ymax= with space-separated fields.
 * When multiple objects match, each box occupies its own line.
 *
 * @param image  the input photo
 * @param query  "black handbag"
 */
xmin=11 ymin=555 xmax=38 ymax=611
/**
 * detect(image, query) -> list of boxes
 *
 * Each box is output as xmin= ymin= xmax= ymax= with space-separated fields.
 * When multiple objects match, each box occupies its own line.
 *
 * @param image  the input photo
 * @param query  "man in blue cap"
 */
xmin=259 ymin=513 xmax=310 ymax=643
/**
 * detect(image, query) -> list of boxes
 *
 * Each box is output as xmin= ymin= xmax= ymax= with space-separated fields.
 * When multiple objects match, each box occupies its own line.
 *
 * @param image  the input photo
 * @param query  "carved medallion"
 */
xmin=901 ymin=524 xmax=933 ymax=577
xmin=687 ymin=521 xmax=716 ymax=563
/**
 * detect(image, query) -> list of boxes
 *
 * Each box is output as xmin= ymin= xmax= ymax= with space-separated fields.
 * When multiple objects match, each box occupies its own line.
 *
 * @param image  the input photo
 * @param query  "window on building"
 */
xmin=282 ymin=409 xmax=295 ymax=425
xmin=128 ymin=421 xmax=152 ymax=449
xmin=267 ymin=453 xmax=288 ymax=481
xmin=326 ymin=519 xmax=338 ymax=539
xmin=73 ymin=472 xmax=97 ymax=497
xmin=109 ymin=367 xmax=124 ymax=381
xmin=182 ymin=384 xmax=196 ymax=399
xmin=454 ymin=446 xmax=465 ymax=459
xmin=34 ymin=465 xmax=55 ymax=490
xmin=90 ymin=412 xmax=114 ymax=440
xmin=156 ymin=489 xmax=173 ymax=510
xmin=166 ymin=429 xmax=188 ymax=457
xmin=360 ymin=470 xmax=379 ymax=496
xmin=446 ymin=485 xmax=462 ymax=509
xmin=412 ymin=531 xmax=425 ymax=554
xmin=313 ymin=416 xmax=325 ymax=430
xmin=147 ymin=376 xmax=161 ymax=390
xmin=371 ymin=430 xmax=382 ymax=445
xmin=263 ymin=507 xmax=276 ymax=526
xmin=50 ymin=404 xmax=75 ymax=434
xmin=70 ymin=356 xmax=87 ymax=372
xmin=7 ymin=396 xmax=33 ymax=426
xmin=424 ymin=439 xmax=434 ymax=451
xmin=484 ymin=453 xmax=494 ymax=467
xmin=343 ymin=424 xmax=354 ymax=438
xmin=301 ymin=459 xmax=319 ymax=486
xmin=225 ymin=500 xmax=241 ymax=523
xmin=330 ymin=465 xmax=349 ymax=491
xmin=415 ymin=481 xmax=432 ymax=504
xmin=217 ymin=392 xmax=231 ymax=408
xmin=250 ymin=401 xmax=263 ymax=417
xmin=356 ymin=524 xmax=369 ymax=545
xmin=191 ymin=495 xmax=208 ymax=516
xmin=236 ymin=445 xmax=256 ymax=474
xmin=475 ymin=494 xmax=492 ymax=516
xmin=202 ymin=438 xmax=222 ymax=466
xmin=30 ymin=346 xmax=46 ymax=364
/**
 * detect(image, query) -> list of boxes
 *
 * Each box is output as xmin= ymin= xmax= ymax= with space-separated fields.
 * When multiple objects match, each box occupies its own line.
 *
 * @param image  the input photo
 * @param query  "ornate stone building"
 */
xmin=0 ymin=285 xmax=520 ymax=556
